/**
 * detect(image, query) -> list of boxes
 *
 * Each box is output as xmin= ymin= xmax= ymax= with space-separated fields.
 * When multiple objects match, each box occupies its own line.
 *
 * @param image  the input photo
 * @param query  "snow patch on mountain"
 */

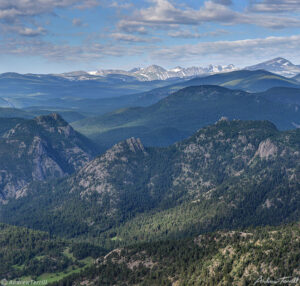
xmin=57 ymin=57 xmax=300 ymax=82
xmin=85 ymin=64 xmax=238 ymax=81
xmin=245 ymin=57 xmax=300 ymax=78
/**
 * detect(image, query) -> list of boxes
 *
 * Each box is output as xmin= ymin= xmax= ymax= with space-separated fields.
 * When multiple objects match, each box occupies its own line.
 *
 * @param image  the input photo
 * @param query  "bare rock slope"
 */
xmin=0 ymin=113 xmax=97 ymax=203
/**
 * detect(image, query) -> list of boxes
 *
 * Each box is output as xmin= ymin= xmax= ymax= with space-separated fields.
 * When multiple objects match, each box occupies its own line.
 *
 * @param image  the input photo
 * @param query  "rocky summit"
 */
xmin=0 ymin=113 xmax=97 ymax=203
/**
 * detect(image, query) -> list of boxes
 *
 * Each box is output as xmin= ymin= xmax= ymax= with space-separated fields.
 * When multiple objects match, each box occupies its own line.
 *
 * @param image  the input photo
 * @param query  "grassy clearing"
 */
xmin=7 ymin=249 xmax=94 ymax=285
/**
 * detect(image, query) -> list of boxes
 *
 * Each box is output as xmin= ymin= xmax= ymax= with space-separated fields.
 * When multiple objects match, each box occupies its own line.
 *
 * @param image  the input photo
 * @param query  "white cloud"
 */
xmin=0 ymin=0 xmax=100 ymax=21
xmin=117 ymin=0 xmax=300 ymax=31
xmin=75 ymin=0 xmax=100 ymax=9
xmin=110 ymin=1 xmax=133 ymax=9
xmin=151 ymin=35 xmax=300 ymax=65
xmin=17 ymin=26 xmax=46 ymax=37
xmin=0 ymin=0 xmax=99 ymax=39
xmin=0 ymin=37 xmax=148 ymax=62
xmin=117 ymin=22 xmax=149 ymax=34
xmin=136 ymin=0 xmax=236 ymax=25
xmin=249 ymin=0 xmax=300 ymax=13
xmin=111 ymin=32 xmax=160 ymax=42
xmin=168 ymin=29 xmax=228 ymax=39
xmin=1 ymin=30 xmax=300 ymax=68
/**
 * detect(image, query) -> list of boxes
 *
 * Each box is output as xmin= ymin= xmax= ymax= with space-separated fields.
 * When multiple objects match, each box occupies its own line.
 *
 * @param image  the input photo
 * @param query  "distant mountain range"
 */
xmin=84 ymin=64 xmax=237 ymax=81
xmin=0 ymin=59 xmax=298 ymax=100
xmin=0 ymin=69 xmax=298 ymax=118
xmin=0 ymin=70 xmax=299 ymax=151
xmin=56 ymin=57 xmax=300 ymax=82
xmin=0 ymin=72 xmax=184 ymax=110
xmin=72 ymin=84 xmax=300 ymax=148
xmin=65 ymin=69 xmax=300 ymax=116
xmin=245 ymin=57 xmax=300 ymax=78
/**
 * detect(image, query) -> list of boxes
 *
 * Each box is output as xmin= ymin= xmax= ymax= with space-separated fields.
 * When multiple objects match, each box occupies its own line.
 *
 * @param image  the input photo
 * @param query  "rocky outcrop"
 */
xmin=31 ymin=140 xmax=66 ymax=181
xmin=100 ymin=248 xmax=157 ymax=271
xmin=125 ymin=137 xmax=146 ymax=153
xmin=69 ymin=138 xmax=147 ymax=212
xmin=255 ymin=139 xmax=278 ymax=159
xmin=0 ymin=114 xmax=96 ymax=203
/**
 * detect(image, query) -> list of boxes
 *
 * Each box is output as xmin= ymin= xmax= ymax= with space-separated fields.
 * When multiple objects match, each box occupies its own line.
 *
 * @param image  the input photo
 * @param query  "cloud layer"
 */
xmin=0 ymin=0 xmax=299 ymax=71
xmin=249 ymin=0 xmax=300 ymax=13
xmin=0 ymin=0 xmax=99 ymax=38
xmin=117 ymin=0 xmax=300 ymax=33
xmin=151 ymin=35 xmax=300 ymax=65
xmin=0 ymin=0 xmax=98 ymax=21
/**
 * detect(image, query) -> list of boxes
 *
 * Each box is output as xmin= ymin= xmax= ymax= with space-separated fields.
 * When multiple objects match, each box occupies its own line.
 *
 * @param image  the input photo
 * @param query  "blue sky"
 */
xmin=0 ymin=0 xmax=299 ymax=73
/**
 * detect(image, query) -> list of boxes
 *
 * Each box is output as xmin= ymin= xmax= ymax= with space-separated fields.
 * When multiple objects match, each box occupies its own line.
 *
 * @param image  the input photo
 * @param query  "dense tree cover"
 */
xmin=0 ymin=223 xmax=107 ymax=280
xmin=0 ymin=223 xmax=68 ymax=279
xmin=95 ymin=166 xmax=300 ymax=249
xmin=70 ymin=243 xmax=106 ymax=260
xmin=50 ymin=222 xmax=300 ymax=286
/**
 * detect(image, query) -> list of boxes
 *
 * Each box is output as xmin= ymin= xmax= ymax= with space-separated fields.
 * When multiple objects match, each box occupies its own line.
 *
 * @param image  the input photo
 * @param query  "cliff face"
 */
xmin=0 ymin=114 xmax=96 ymax=203
xmin=68 ymin=137 xmax=149 ymax=216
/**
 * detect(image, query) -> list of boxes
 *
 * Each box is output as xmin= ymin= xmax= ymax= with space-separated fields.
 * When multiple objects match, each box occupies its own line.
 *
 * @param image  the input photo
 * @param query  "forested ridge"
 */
xmin=1 ymin=120 xmax=299 ymax=248
xmin=50 ymin=222 xmax=300 ymax=286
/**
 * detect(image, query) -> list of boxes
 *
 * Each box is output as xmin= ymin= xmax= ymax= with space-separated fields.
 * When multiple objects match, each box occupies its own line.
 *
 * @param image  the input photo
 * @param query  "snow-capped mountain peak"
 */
xmin=267 ymin=57 xmax=292 ymax=65
xmin=141 ymin=65 xmax=167 ymax=73
xmin=245 ymin=57 xmax=300 ymax=77
xmin=82 ymin=64 xmax=237 ymax=81
xmin=57 ymin=57 xmax=299 ymax=82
